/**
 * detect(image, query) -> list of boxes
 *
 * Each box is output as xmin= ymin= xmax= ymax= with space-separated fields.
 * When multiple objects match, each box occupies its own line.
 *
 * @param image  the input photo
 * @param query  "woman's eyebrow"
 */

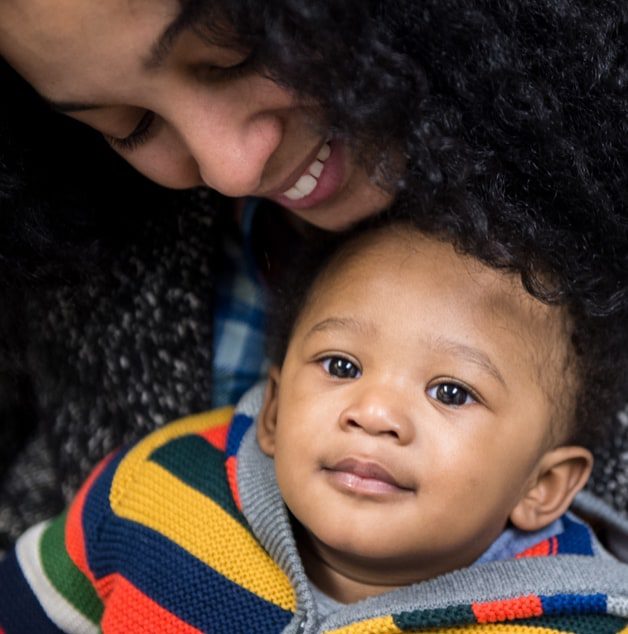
xmin=44 ymin=12 xmax=190 ymax=113
xmin=143 ymin=10 xmax=191 ymax=70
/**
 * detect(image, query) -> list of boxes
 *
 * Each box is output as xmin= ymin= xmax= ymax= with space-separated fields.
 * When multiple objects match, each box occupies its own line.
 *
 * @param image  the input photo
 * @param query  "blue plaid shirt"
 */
xmin=211 ymin=199 xmax=269 ymax=407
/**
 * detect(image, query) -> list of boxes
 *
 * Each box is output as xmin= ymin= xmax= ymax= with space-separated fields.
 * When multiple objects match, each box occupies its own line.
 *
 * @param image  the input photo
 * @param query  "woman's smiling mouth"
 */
xmin=274 ymin=139 xmax=346 ymax=211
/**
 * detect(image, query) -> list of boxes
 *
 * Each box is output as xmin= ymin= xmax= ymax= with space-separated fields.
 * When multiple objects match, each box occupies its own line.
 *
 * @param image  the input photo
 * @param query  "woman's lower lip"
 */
xmin=273 ymin=140 xmax=346 ymax=211
xmin=324 ymin=468 xmax=410 ymax=497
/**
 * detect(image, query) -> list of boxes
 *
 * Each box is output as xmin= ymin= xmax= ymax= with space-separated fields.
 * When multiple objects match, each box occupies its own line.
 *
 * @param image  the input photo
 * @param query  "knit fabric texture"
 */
xmin=1 ymin=387 xmax=628 ymax=633
xmin=0 ymin=192 xmax=217 ymax=548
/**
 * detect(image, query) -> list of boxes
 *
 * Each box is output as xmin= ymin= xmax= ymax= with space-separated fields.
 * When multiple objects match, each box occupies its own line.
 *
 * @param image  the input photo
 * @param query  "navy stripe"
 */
xmin=0 ymin=548 xmax=65 ymax=634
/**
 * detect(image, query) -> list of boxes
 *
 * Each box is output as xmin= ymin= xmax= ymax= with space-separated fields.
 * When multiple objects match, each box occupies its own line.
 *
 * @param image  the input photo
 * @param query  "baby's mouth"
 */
xmin=325 ymin=458 xmax=414 ymax=495
xmin=281 ymin=141 xmax=331 ymax=200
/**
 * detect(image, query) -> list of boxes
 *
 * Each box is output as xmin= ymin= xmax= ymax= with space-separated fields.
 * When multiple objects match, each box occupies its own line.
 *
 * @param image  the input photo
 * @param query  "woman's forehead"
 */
xmin=0 ymin=0 xmax=180 ymax=101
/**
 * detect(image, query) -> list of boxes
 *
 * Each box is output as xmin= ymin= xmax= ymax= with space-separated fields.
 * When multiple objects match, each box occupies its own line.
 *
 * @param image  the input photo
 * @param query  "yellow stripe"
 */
xmin=412 ymin=626 xmax=566 ymax=633
xmin=327 ymin=622 xmax=566 ymax=633
xmin=110 ymin=407 xmax=296 ymax=612
xmin=109 ymin=407 xmax=233 ymax=513
xmin=327 ymin=616 xmax=402 ymax=633
xmin=111 ymin=407 xmax=234 ymax=506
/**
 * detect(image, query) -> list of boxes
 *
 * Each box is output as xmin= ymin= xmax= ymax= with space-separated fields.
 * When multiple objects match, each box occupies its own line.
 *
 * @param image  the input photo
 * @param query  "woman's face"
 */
xmin=0 ymin=0 xmax=392 ymax=230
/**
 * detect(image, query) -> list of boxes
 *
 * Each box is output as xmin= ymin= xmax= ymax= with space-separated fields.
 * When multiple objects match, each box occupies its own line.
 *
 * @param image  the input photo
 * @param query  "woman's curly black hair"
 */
xmin=2 ymin=0 xmax=626 ymax=305
xmin=177 ymin=0 xmax=628 ymax=311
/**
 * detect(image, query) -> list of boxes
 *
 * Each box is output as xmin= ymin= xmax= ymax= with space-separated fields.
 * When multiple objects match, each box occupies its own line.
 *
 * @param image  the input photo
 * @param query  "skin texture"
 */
xmin=0 ymin=0 xmax=391 ymax=230
xmin=258 ymin=228 xmax=592 ymax=603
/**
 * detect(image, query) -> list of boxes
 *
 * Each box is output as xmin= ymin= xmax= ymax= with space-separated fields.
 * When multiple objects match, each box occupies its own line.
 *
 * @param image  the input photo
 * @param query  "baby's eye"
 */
xmin=427 ymin=382 xmax=476 ymax=407
xmin=321 ymin=356 xmax=361 ymax=379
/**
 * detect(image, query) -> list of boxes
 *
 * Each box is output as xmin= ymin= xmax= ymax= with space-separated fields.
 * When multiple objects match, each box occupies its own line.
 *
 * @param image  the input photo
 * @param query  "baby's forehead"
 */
xmin=309 ymin=227 xmax=573 ymax=380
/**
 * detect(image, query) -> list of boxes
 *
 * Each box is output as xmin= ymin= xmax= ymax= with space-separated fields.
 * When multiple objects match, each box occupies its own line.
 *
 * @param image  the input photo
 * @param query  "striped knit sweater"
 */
xmin=1 ymin=385 xmax=628 ymax=634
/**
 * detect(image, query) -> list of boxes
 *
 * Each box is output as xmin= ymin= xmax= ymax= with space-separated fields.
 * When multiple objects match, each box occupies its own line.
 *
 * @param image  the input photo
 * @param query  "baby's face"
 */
xmin=259 ymin=229 xmax=574 ymax=586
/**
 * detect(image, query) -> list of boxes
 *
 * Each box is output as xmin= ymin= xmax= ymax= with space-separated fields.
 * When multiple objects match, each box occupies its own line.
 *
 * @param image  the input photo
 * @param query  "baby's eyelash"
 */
xmin=105 ymin=111 xmax=156 ymax=151
xmin=426 ymin=381 xmax=481 ymax=407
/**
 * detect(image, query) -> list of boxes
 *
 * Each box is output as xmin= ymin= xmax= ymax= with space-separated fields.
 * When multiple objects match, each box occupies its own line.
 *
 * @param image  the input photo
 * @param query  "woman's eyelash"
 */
xmin=105 ymin=110 xmax=156 ymax=151
xmin=196 ymin=57 xmax=255 ymax=82
xmin=103 ymin=53 xmax=254 ymax=152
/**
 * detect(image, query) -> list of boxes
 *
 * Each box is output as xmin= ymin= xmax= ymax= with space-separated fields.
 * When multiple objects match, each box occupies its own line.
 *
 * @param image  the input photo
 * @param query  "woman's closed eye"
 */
xmin=427 ymin=382 xmax=477 ymax=407
xmin=320 ymin=356 xmax=362 ymax=380
xmin=193 ymin=52 xmax=257 ymax=83
xmin=105 ymin=110 xmax=156 ymax=152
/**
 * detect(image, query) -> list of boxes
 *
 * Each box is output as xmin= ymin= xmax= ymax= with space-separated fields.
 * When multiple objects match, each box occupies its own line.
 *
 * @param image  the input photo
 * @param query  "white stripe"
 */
xmin=608 ymin=595 xmax=628 ymax=617
xmin=16 ymin=521 xmax=100 ymax=634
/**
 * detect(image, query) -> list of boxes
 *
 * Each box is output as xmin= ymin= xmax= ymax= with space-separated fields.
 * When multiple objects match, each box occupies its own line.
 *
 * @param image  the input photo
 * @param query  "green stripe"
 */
xmin=393 ymin=604 xmax=476 ymax=629
xmin=40 ymin=512 xmax=103 ymax=624
xmin=149 ymin=434 xmax=246 ymax=527
xmin=519 ymin=614 xmax=627 ymax=633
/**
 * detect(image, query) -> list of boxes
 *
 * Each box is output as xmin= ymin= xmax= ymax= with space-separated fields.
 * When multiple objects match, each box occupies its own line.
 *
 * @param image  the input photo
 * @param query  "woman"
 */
xmin=0 ymin=0 xmax=626 ymax=549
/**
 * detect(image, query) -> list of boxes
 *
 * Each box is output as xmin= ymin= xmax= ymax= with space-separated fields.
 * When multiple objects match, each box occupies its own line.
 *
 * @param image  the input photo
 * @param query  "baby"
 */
xmin=1 ymin=221 xmax=627 ymax=633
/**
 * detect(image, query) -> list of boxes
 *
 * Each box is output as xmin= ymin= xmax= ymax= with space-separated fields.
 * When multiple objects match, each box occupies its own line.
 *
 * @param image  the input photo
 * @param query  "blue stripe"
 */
xmin=82 ymin=441 xmax=293 ymax=632
xmin=0 ymin=548 xmax=65 ymax=634
xmin=540 ymin=593 xmax=607 ymax=615
xmin=226 ymin=413 xmax=255 ymax=458
xmin=556 ymin=514 xmax=594 ymax=556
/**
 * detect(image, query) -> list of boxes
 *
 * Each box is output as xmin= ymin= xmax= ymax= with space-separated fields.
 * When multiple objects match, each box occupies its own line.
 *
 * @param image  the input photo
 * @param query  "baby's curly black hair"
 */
xmin=267 ymin=213 xmax=628 ymax=452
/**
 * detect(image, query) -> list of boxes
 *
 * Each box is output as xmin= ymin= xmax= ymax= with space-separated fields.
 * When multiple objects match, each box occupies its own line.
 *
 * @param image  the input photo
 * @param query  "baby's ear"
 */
xmin=256 ymin=366 xmax=282 ymax=457
xmin=509 ymin=446 xmax=593 ymax=532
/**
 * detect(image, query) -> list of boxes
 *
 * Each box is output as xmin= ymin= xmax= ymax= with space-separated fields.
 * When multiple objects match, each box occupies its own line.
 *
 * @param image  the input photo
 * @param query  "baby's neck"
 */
xmin=294 ymin=522 xmax=491 ymax=604
xmin=298 ymin=533 xmax=401 ymax=604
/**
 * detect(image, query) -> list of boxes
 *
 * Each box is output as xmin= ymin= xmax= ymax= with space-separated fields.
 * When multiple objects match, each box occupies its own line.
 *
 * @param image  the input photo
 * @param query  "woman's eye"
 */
xmin=321 ymin=357 xmax=361 ymax=379
xmin=427 ymin=382 xmax=476 ymax=407
xmin=105 ymin=110 xmax=156 ymax=152
xmin=195 ymin=52 xmax=255 ymax=82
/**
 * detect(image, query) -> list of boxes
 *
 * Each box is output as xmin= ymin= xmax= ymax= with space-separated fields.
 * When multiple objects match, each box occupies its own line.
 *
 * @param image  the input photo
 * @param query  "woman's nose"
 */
xmin=338 ymin=386 xmax=415 ymax=445
xmin=180 ymin=104 xmax=284 ymax=197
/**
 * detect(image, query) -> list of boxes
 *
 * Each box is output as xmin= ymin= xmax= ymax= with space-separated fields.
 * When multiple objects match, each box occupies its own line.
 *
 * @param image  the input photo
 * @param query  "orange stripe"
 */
xmin=472 ymin=596 xmax=543 ymax=623
xmin=65 ymin=452 xmax=116 ymax=589
xmin=101 ymin=574 xmax=202 ymax=634
xmin=198 ymin=423 xmax=229 ymax=451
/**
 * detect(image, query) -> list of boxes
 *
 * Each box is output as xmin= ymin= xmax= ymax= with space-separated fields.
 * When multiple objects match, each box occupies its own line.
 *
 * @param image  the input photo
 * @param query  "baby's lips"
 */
xmin=329 ymin=457 xmax=410 ymax=490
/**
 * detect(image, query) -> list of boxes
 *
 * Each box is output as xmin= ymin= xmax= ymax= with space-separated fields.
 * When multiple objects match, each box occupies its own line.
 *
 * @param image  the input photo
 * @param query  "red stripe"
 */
xmin=225 ymin=456 xmax=241 ymax=511
xmin=472 ymin=595 xmax=543 ymax=623
xmin=65 ymin=452 xmax=116 ymax=589
xmin=198 ymin=423 xmax=229 ymax=451
xmin=101 ymin=574 xmax=202 ymax=634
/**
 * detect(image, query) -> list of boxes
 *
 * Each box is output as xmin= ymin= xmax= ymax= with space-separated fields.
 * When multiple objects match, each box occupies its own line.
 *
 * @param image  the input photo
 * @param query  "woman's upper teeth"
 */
xmin=283 ymin=142 xmax=331 ymax=200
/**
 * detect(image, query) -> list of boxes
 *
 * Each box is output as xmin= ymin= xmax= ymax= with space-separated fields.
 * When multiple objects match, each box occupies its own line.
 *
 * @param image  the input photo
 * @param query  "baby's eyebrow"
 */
xmin=431 ymin=337 xmax=506 ymax=387
xmin=304 ymin=317 xmax=375 ymax=339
